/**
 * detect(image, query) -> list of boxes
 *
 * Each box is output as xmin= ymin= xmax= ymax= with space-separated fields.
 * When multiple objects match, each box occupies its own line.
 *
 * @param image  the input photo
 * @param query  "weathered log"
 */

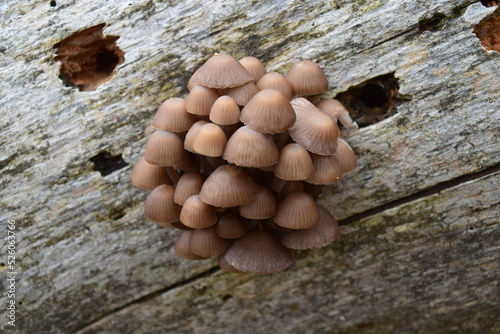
xmin=0 ymin=0 xmax=498 ymax=333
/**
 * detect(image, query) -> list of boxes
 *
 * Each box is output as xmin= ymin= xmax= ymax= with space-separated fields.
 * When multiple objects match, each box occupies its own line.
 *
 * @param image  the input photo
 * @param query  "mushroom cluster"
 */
xmin=131 ymin=54 xmax=356 ymax=274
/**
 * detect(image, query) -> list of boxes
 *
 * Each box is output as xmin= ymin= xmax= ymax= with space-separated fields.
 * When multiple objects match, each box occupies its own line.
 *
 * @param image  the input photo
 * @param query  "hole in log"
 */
xmin=480 ymin=0 xmax=499 ymax=7
xmin=90 ymin=151 xmax=128 ymax=176
xmin=53 ymin=24 xmax=125 ymax=91
xmin=335 ymin=73 xmax=405 ymax=127
xmin=473 ymin=7 xmax=500 ymax=52
xmin=50 ymin=0 xmax=56 ymax=6
xmin=418 ymin=13 xmax=446 ymax=32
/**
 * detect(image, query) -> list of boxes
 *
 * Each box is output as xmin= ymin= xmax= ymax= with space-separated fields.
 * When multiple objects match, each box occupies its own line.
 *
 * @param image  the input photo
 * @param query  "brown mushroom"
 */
xmin=185 ymin=85 xmax=220 ymax=116
xmin=216 ymin=213 xmax=248 ymax=239
xmin=144 ymin=130 xmax=186 ymax=166
xmin=256 ymin=72 xmax=293 ymax=100
xmin=315 ymin=98 xmax=353 ymax=128
xmin=218 ymin=81 xmax=259 ymax=106
xmin=190 ymin=226 xmax=231 ymax=257
xmin=153 ymin=97 xmax=197 ymax=132
xmin=239 ymin=56 xmax=266 ymax=83
xmin=274 ymin=191 xmax=320 ymax=229
xmin=144 ymin=184 xmax=181 ymax=224
xmin=285 ymin=60 xmax=328 ymax=96
xmin=307 ymin=153 xmax=343 ymax=184
xmin=335 ymin=138 xmax=357 ymax=173
xmin=174 ymin=172 xmax=204 ymax=205
xmin=130 ymin=156 xmax=173 ymax=190
xmin=209 ymin=95 xmax=241 ymax=125
xmin=180 ymin=194 xmax=218 ymax=229
xmin=238 ymin=186 xmax=277 ymax=219
xmin=273 ymin=143 xmax=314 ymax=181
xmin=174 ymin=230 xmax=207 ymax=260
xmin=192 ymin=123 xmax=227 ymax=157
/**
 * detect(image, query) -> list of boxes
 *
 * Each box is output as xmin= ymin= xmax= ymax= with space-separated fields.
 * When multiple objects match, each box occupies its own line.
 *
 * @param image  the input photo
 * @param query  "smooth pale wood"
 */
xmin=0 ymin=0 xmax=498 ymax=334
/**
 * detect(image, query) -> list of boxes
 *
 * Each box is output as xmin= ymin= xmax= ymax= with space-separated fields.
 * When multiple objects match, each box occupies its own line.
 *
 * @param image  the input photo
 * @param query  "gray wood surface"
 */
xmin=0 ymin=0 xmax=499 ymax=333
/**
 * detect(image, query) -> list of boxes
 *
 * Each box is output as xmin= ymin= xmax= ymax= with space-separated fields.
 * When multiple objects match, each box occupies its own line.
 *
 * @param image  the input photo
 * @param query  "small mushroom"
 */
xmin=307 ymin=153 xmax=343 ymax=185
xmin=335 ymin=138 xmax=357 ymax=173
xmin=180 ymin=194 xmax=218 ymax=229
xmin=216 ymin=213 xmax=248 ymax=239
xmin=223 ymin=125 xmax=279 ymax=168
xmin=224 ymin=230 xmax=295 ymax=274
xmin=153 ymin=97 xmax=197 ymax=132
xmin=192 ymin=123 xmax=227 ymax=157
xmin=218 ymin=81 xmax=259 ymax=106
xmin=174 ymin=172 xmax=204 ymax=205
xmin=209 ymin=95 xmax=241 ymax=125
xmin=281 ymin=205 xmax=341 ymax=250
xmin=273 ymin=143 xmax=314 ymax=181
xmin=174 ymin=230 xmax=207 ymax=260
xmin=274 ymin=191 xmax=320 ymax=229
xmin=256 ymin=72 xmax=293 ymax=100
xmin=199 ymin=165 xmax=260 ymax=207
xmin=289 ymin=98 xmax=339 ymax=155
xmin=130 ymin=156 xmax=173 ymax=190
xmin=239 ymin=56 xmax=266 ymax=83
xmin=184 ymin=120 xmax=209 ymax=153
xmin=240 ymin=89 xmax=296 ymax=134
xmin=285 ymin=60 xmax=328 ymax=96
xmin=315 ymin=98 xmax=353 ymax=128
xmin=190 ymin=226 xmax=231 ymax=257
xmin=238 ymin=186 xmax=277 ymax=219
xmin=185 ymin=85 xmax=220 ymax=116
xmin=144 ymin=185 xmax=181 ymax=224
xmin=189 ymin=53 xmax=254 ymax=89
xmin=144 ymin=130 xmax=186 ymax=166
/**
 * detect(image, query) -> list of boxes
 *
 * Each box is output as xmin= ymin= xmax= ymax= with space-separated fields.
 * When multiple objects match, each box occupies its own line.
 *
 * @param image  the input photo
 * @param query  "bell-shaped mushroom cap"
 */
xmin=174 ymin=230 xmax=207 ymax=260
xmin=240 ymin=89 xmax=296 ymax=134
xmin=238 ymin=186 xmax=277 ymax=219
xmin=239 ymin=56 xmax=266 ymax=83
xmin=273 ymin=143 xmax=314 ymax=181
xmin=218 ymin=254 xmax=242 ymax=272
xmin=274 ymin=191 xmax=320 ymax=229
xmin=315 ymin=98 xmax=353 ymax=128
xmin=144 ymin=185 xmax=181 ymax=223
xmin=130 ymin=156 xmax=173 ymax=190
xmin=224 ymin=230 xmax=295 ymax=274
xmin=281 ymin=205 xmax=341 ymax=250
xmin=335 ymin=138 xmax=357 ymax=173
xmin=223 ymin=126 xmax=279 ymax=168
xmin=190 ymin=226 xmax=231 ymax=257
xmin=192 ymin=123 xmax=227 ymax=157
xmin=289 ymin=98 xmax=339 ymax=155
xmin=216 ymin=213 xmax=248 ymax=239
xmin=209 ymin=95 xmax=241 ymax=125
xmin=180 ymin=194 xmax=218 ymax=229
xmin=185 ymin=85 xmax=220 ymax=116
xmin=174 ymin=172 xmax=204 ymax=205
xmin=189 ymin=53 xmax=254 ymax=89
xmin=218 ymin=81 xmax=259 ymax=106
xmin=256 ymin=72 xmax=293 ymax=100
xmin=153 ymin=97 xmax=198 ymax=132
xmin=307 ymin=153 xmax=343 ymax=184
xmin=144 ymin=130 xmax=186 ymax=166
xmin=285 ymin=60 xmax=328 ymax=96
xmin=184 ymin=120 xmax=209 ymax=153
xmin=199 ymin=165 xmax=259 ymax=207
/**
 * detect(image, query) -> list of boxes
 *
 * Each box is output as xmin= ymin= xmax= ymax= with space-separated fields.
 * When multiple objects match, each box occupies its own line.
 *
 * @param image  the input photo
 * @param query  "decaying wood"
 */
xmin=0 ymin=0 xmax=498 ymax=333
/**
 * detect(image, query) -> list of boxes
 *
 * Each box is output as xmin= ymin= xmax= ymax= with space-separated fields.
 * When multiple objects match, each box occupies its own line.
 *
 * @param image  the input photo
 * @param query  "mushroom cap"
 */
xmin=130 ymin=156 xmax=173 ymax=190
xmin=273 ymin=143 xmax=314 ymax=181
xmin=185 ymin=85 xmax=220 ymax=116
xmin=238 ymin=186 xmax=277 ymax=219
xmin=274 ymin=191 xmax=320 ymax=229
xmin=216 ymin=213 xmax=248 ymax=239
xmin=239 ymin=56 xmax=266 ymax=83
xmin=209 ymin=95 xmax=241 ymax=125
xmin=289 ymin=98 xmax=339 ymax=155
xmin=184 ymin=120 xmax=209 ymax=153
xmin=180 ymin=194 xmax=218 ymax=229
xmin=281 ymin=205 xmax=341 ymax=250
xmin=144 ymin=130 xmax=186 ymax=166
xmin=174 ymin=172 xmax=205 ymax=205
xmin=224 ymin=230 xmax=295 ymax=274
xmin=190 ymin=226 xmax=232 ymax=257
xmin=307 ymin=153 xmax=343 ymax=185
xmin=256 ymin=72 xmax=293 ymax=100
xmin=315 ymin=98 xmax=353 ymax=128
xmin=285 ymin=60 xmax=328 ymax=96
xmin=335 ymin=138 xmax=357 ymax=173
xmin=223 ymin=126 xmax=279 ymax=168
xmin=144 ymin=185 xmax=181 ymax=224
xmin=153 ymin=97 xmax=197 ymax=132
xmin=218 ymin=81 xmax=259 ymax=106
xmin=199 ymin=165 xmax=260 ymax=207
xmin=174 ymin=230 xmax=207 ymax=260
xmin=240 ymin=89 xmax=296 ymax=134
xmin=192 ymin=123 xmax=227 ymax=157
xmin=189 ymin=53 xmax=254 ymax=89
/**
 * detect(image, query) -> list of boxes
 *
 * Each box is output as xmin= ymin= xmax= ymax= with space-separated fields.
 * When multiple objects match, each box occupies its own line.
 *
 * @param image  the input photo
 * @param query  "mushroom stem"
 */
xmin=200 ymin=155 xmax=214 ymax=176
xmin=166 ymin=167 xmax=180 ymax=185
